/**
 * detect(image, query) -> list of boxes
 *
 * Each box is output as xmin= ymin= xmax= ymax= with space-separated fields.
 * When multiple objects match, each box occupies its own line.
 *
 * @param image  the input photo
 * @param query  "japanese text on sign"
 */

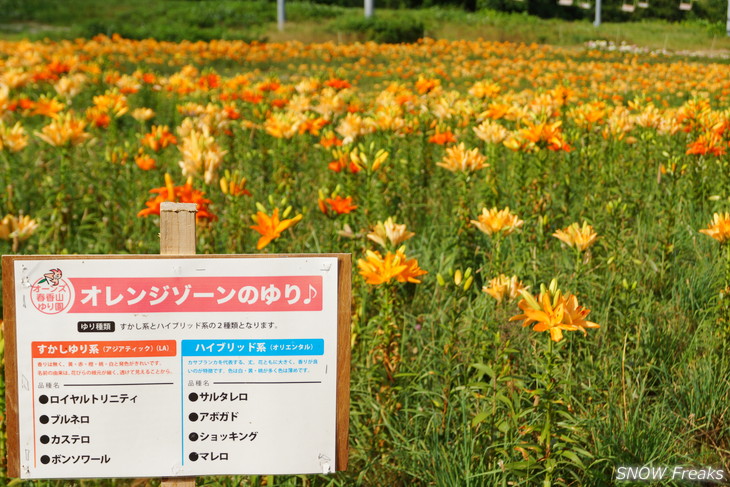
xmin=70 ymin=276 xmax=322 ymax=313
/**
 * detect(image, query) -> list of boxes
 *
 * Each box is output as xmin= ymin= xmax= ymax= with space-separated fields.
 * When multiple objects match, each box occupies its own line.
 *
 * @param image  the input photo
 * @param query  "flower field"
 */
xmin=1 ymin=35 xmax=730 ymax=485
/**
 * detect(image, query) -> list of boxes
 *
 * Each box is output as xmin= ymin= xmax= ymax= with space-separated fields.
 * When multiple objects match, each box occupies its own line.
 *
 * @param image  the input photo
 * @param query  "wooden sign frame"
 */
xmin=2 ymin=253 xmax=351 ymax=478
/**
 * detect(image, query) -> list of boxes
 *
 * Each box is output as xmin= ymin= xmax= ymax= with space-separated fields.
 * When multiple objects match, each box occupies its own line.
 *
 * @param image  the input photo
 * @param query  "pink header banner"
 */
xmin=68 ymin=276 xmax=322 ymax=313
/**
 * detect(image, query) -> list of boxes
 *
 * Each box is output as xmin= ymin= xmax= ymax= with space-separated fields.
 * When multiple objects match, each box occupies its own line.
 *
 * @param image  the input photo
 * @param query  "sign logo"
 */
xmin=30 ymin=268 xmax=74 ymax=314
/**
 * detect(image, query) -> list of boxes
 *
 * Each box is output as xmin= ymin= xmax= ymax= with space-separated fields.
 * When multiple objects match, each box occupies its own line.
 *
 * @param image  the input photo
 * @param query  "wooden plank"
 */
xmin=2 ymin=255 xmax=20 ymax=478
xmin=4 ymin=254 xmax=349 ymax=262
xmin=336 ymin=254 xmax=351 ymax=471
xmin=159 ymin=202 xmax=197 ymax=487
xmin=160 ymin=202 xmax=197 ymax=256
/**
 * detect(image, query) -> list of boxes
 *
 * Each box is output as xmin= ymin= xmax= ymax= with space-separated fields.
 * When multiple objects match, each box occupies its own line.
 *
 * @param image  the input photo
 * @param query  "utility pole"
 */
xmin=277 ymin=0 xmax=285 ymax=31
xmin=365 ymin=0 xmax=374 ymax=18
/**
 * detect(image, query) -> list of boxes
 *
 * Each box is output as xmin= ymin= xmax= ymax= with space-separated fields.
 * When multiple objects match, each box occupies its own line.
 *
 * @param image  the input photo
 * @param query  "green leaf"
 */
xmin=572 ymin=447 xmax=595 ymax=459
xmin=495 ymin=392 xmax=513 ymax=410
xmin=472 ymin=410 xmax=490 ymax=427
xmin=558 ymin=450 xmax=584 ymax=467
xmin=471 ymin=363 xmax=495 ymax=378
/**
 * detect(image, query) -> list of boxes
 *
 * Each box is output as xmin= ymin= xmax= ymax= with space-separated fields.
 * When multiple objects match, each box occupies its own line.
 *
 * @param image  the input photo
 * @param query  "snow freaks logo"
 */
xmin=30 ymin=268 xmax=74 ymax=314
xmin=615 ymin=465 xmax=725 ymax=483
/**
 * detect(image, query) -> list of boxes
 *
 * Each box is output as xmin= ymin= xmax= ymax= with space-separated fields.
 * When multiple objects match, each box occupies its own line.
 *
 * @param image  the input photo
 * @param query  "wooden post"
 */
xmin=160 ymin=202 xmax=197 ymax=487
xmin=160 ymin=202 xmax=197 ymax=256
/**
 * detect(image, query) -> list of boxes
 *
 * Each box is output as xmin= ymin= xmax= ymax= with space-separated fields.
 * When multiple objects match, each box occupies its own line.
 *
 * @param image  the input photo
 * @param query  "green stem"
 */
xmin=719 ymin=242 xmax=730 ymax=337
xmin=724 ymin=243 xmax=730 ymax=289
xmin=574 ymin=248 xmax=583 ymax=295
xmin=544 ymin=338 xmax=554 ymax=485
xmin=493 ymin=234 xmax=503 ymax=276
xmin=378 ymin=283 xmax=398 ymax=381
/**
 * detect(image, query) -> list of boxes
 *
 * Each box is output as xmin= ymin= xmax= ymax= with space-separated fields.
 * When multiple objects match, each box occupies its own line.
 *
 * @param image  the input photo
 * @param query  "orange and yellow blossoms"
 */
xmin=0 ymin=121 xmax=28 ymax=152
xmin=35 ymin=113 xmax=90 ymax=147
xmin=471 ymin=207 xmax=524 ymax=236
xmin=31 ymin=95 xmax=65 ymax=118
xmin=357 ymin=246 xmax=427 ymax=285
xmin=138 ymin=173 xmax=216 ymax=222
xmin=504 ymin=120 xmax=572 ymax=152
xmin=141 ymin=125 xmax=177 ymax=152
xmin=483 ymin=274 xmax=529 ymax=303
xmin=699 ymin=212 xmax=730 ymax=243
xmin=473 ymin=120 xmax=509 ymax=144
xmin=367 ymin=217 xmax=415 ymax=248
xmin=0 ymin=213 xmax=39 ymax=242
xmin=249 ymin=208 xmax=303 ymax=250
xmin=686 ymin=131 xmax=727 ymax=157
xmin=131 ymin=107 xmax=155 ymax=122
xmin=428 ymin=128 xmax=457 ymax=145
xmin=437 ymin=143 xmax=488 ymax=173
xmin=178 ymin=127 xmax=226 ymax=184
xmin=336 ymin=113 xmax=377 ymax=145
xmin=553 ymin=221 xmax=598 ymax=251
xmin=510 ymin=286 xmax=599 ymax=342
xmin=134 ymin=154 xmax=156 ymax=170
xmin=319 ymin=195 xmax=358 ymax=215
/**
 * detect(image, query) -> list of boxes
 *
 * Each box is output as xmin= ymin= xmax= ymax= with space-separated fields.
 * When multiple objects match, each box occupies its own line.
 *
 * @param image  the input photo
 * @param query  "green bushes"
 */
xmin=329 ymin=14 xmax=425 ymax=42
xmin=79 ymin=1 xmax=273 ymax=42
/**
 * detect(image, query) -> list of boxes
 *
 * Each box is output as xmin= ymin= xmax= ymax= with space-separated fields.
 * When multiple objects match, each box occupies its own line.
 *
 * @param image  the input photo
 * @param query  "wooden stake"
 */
xmin=160 ymin=201 xmax=197 ymax=487
xmin=160 ymin=202 xmax=197 ymax=256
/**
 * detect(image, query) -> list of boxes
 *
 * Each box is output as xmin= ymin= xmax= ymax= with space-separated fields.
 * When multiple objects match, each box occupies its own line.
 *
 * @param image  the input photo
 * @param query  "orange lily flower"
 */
xmin=483 ymin=274 xmax=529 ymax=303
xmin=437 ymin=143 xmax=488 ymax=173
xmin=135 ymin=154 xmax=156 ymax=170
xmin=325 ymin=78 xmax=352 ymax=90
xmin=138 ymin=173 xmax=216 ymax=222
xmin=31 ymin=95 xmax=65 ymax=118
xmin=471 ymin=207 xmax=523 ymax=236
xmin=686 ymin=132 xmax=727 ymax=156
xmin=510 ymin=284 xmax=599 ymax=342
xmin=141 ymin=125 xmax=178 ymax=152
xmin=250 ymin=208 xmax=303 ymax=250
xmin=553 ymin=222 xmax=598 ymax=251
xmin=699 ymin=212 xmax=730 ymax=243
xmin=428 ymin=128 xmax=457 ymax=145
xmin=321 ymin=196 xmax=358 ymax=215
xmin=357 ymin=247 xmax=426 ymax=285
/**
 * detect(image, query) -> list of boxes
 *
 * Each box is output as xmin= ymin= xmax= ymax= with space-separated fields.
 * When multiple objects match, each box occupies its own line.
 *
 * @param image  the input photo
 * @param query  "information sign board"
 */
xmin=2 ymin=254 xmax=351 ymax=479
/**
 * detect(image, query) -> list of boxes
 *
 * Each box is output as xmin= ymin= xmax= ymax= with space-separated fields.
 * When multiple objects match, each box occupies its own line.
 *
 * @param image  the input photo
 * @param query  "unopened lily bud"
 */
xmin=463 ymin=275 xmax=473 ymax=291
xmin=454 ymin=269 xmax=463 ymax=286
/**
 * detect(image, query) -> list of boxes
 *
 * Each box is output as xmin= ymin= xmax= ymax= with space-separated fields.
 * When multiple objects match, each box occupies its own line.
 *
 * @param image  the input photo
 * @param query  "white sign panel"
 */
xmin=11 ymin=256 xmax=339 ymax=479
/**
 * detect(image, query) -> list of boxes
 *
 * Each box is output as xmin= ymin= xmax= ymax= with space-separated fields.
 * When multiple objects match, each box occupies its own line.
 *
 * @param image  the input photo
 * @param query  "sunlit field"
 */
xmin=1 ymin=35 xmax=730 ymax=485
